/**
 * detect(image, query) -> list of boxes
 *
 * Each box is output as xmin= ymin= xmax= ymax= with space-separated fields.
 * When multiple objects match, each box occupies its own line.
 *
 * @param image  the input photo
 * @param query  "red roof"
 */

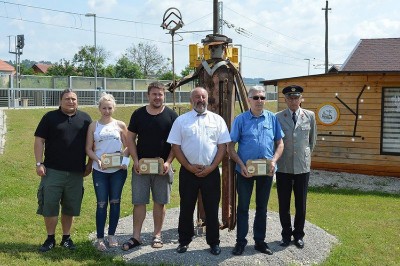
xmin=32 ymin=63 xmax=52 ymax=73
xmin=0 ymin=59 xmax=15 ymax=73
xmin=340 ymin=38 xmax=400 ymax=72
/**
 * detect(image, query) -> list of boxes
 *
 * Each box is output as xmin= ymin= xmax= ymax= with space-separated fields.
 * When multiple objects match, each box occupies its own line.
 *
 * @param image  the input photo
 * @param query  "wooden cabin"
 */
xmin=262 ymin=38 xmax=400 ymax=177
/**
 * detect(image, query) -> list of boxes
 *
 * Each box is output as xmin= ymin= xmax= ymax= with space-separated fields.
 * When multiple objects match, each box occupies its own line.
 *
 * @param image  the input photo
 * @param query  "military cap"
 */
xmin=282 ymin=85 xmax=303 ymax=96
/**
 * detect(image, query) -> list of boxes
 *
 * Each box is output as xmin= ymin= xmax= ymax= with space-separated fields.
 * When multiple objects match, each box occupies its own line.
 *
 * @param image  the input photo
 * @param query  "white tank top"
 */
xmin=92 ymin=120 xmax=122 ymax=173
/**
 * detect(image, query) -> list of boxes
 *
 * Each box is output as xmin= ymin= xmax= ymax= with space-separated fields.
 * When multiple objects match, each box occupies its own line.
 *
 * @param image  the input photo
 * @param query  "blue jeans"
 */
xmin=92 ymin=169 xmax=127 ymax=238
xmin=236 ymin=172 xmax=273 ymax=245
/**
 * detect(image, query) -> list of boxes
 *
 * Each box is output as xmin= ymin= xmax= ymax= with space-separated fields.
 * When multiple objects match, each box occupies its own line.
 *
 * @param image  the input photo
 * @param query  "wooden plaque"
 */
xmin=101 ymin=152 xmax=123 ymax=168
xmin=246 ymin=159 xmax=271 ymax=176
xmin=138 ymin=158 xmax=164 ymax=175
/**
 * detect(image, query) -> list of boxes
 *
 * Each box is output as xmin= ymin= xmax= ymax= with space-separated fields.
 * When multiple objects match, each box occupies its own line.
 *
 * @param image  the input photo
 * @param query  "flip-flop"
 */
xmin=151 ymin=236 xmax=163 ymax=248
xmin=121 ymin=237 xmax=141 ymax=251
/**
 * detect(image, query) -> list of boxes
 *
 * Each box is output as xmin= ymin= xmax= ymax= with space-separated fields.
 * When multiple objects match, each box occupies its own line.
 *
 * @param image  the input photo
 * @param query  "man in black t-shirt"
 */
xmin=34 ymin=89 xmax=92 ymax=252
xmin=122 ymin=82 xmax=178 ymax=250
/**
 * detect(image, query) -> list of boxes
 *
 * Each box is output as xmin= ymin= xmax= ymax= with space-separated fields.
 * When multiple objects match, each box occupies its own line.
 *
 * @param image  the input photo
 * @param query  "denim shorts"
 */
xmin=36 ymin=168 xmax=84 ymax=217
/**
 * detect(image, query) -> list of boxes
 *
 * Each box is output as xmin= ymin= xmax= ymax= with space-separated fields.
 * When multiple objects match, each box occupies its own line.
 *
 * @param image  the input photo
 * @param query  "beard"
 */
xmin=194 ymin=102 xmax=207 ymax=113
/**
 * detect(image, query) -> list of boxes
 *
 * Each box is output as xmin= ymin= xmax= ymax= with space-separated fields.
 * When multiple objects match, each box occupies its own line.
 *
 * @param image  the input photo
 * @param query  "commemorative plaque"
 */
xmin=246 ymin=159 xmax=271 ymax=176
xmin=101 ymin=152 xmax=123 ymax=168
xmin=138 ymin=158 xmax=164 ymax=175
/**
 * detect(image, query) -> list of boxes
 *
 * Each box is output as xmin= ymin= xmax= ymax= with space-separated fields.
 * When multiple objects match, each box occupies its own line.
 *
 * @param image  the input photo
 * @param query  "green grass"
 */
xmin=0 ymin=105 xmax=399 ymax=265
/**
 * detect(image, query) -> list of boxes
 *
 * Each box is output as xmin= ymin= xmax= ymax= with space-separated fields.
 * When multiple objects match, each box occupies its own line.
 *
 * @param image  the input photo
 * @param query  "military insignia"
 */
xmin=291 ymin=88 xmax=296 ymax=92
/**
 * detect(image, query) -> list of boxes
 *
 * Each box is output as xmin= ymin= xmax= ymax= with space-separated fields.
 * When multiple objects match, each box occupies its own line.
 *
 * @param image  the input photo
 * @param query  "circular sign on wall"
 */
xmin=316 ymin=102 xmax=340 ymax=126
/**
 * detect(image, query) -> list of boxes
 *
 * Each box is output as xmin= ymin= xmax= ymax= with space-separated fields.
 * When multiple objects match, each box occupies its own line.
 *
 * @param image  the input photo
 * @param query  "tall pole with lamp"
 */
xmin=85 ymin=13 xmax=97 ymax=103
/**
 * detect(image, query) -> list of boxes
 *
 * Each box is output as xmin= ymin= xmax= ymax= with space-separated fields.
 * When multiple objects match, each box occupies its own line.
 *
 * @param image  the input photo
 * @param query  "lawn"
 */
xmin=0 ymin=105 xmax=398 ymax=265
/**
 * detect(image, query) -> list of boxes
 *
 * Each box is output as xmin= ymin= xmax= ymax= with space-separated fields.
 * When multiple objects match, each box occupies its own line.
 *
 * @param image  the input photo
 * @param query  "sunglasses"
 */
xmin=250 ymin=96 xmax=266 ymax=100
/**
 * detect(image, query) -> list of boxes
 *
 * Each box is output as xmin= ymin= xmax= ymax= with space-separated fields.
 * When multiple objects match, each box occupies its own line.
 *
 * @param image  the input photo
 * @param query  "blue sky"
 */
xmin=0 ymin=0 xmax=399 ymax=79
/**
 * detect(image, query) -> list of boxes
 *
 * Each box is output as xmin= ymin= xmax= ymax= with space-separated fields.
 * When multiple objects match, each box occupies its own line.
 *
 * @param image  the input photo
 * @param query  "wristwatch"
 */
xmin=36 ymin=162 xmax=43 ymax=167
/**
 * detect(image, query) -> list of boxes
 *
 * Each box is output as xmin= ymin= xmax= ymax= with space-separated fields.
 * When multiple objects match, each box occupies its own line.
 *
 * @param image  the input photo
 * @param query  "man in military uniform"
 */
xmin=275 ymin=85 xmax=317 ymax=249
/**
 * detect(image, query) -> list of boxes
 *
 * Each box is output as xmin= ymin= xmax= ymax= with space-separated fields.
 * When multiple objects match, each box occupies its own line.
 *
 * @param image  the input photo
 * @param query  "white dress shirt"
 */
xmin=167 ymin=109 xmax=231 ymax=165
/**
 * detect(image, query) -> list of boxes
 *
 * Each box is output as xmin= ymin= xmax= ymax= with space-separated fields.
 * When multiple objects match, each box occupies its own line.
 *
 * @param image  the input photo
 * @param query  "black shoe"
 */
xmin=176 ymin=244 xmax=188 ymax=253
xmin=232 ymin=243 xmax=245 ymax=255
xmin=60 ymin=237 xmax=76 ymax=250
xmin=254 ymin=242 xmax=273 ymax=255
xmin=279 ymin=239 xmax=291 ymax=247
xmin=210 ymin=244 xmax=221 ymax=255
xmin=294 ymin=239 xmax=304 ymax=249
xmin=39 ymin=238 xmax=56 ymax=252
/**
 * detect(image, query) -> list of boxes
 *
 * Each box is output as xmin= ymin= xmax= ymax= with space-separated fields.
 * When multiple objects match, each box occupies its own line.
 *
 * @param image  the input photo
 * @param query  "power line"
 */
xmin=0 ymin=1 xmax=159 ymax=25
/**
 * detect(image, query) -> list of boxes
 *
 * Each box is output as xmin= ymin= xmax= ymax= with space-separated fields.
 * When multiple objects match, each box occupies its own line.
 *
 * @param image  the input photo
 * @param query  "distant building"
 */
xmin=262 ymin=38 xmax=400 ymax=177
xmin=32 ymin=63 xmax=52 ymax=74
xmin=0 ymin=60 xmax=15 ymax=75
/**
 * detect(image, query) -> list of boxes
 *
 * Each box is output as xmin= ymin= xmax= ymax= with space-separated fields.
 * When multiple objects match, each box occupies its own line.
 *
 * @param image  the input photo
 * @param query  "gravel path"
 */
xmin=90 ymin=208 xmax=338 ymax=266
xmin=89 ymin=170 xmax=399 ymax=265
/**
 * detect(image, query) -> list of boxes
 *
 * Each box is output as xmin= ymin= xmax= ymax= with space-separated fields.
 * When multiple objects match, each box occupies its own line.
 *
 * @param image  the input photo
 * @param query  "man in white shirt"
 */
xmin=167 ymin=87 xmax=231 ymax=255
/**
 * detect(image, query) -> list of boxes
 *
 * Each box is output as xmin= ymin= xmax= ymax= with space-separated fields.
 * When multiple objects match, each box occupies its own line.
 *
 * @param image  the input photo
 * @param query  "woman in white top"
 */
xmin=85 ymin=93 xmax=129 ymax=251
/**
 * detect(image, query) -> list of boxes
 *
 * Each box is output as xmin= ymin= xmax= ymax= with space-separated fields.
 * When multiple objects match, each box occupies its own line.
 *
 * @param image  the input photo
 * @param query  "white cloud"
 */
xmin=88 ymin=0 xmax=118 ymax=14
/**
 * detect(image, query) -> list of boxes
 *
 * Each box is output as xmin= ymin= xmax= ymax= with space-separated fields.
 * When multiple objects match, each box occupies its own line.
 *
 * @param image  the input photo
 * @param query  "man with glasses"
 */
xmin=228 ymin=86 xmax=284 ymax=256
xmin=275 ymin=85 xmax=317 ymax=249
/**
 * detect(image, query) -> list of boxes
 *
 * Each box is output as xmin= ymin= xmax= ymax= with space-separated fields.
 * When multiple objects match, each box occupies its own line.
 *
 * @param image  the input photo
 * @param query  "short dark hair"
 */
xmin=60 ymin=89 xmax=75 ymax=100
xmin=147 ymin=81 xmax=165 ymax=94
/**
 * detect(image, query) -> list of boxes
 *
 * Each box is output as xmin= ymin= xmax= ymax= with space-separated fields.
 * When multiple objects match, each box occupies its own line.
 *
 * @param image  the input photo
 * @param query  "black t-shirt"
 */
xmin=128 ymin=106 xmax=178 ymax=161
xmin=34 ymin=108 xmax=92 ymax=172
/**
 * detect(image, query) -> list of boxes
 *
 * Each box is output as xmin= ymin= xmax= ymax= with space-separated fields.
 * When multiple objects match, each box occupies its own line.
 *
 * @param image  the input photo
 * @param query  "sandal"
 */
xmin=121 ymin=237 xmax=142 ymax=251
xmin=151 ymin=236 xmax=163 ymax=248
xmin=97 ymin=238 xmax=107 ymax=252
xmin=107 ymin=235 xmax=118 ymax=247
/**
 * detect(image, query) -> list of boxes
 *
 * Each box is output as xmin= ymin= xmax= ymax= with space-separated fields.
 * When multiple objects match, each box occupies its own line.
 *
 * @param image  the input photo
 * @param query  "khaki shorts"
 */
xmin=131 ymin=168 xmax=173 ymax=205
xmin=36 ymin=168 xmax=84 ymax=217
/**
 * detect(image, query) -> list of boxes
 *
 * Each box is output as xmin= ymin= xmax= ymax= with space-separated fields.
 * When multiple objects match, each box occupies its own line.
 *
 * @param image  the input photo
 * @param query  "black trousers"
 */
xmin=276 ymin=172 xmax=310 ymax=241
xmin=178 ymin=166 xmax=221 ymax=246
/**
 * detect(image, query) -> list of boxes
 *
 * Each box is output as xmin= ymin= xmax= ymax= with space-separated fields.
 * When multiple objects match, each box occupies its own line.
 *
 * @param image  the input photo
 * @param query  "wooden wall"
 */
xmin=276 ymin=73 xmax=400 ymax=177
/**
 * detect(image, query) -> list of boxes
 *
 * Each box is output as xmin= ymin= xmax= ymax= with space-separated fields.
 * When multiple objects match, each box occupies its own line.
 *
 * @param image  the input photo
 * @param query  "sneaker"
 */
xmin=60 ymin=237 xmax=76 ymax=250
xmin=39 ymin=238 xmax=56 ymax=252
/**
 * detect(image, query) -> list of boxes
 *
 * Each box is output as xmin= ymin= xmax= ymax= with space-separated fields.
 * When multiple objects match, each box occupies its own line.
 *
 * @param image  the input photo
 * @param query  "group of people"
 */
xmin=34 ymin=82 xmax=316 ymax=257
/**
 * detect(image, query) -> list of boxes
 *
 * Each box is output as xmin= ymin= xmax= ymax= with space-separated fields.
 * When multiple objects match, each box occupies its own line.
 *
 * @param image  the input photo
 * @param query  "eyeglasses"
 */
xmin=250 ymin=96 xmax=266 ymax=100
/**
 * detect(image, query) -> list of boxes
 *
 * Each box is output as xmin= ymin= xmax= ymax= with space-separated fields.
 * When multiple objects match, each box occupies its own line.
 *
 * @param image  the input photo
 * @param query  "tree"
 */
xmin=47 ymin=59 xmax=78 ymax=76
xmin=101 ymin=65 xmax=117 ymax=78
xmin=125 ymin=42 xmax=169 ymax=78
xmin=159 ymin=71 xmax=174 ymax=81
xmin=115 ymin=55 xmax=143 ymax=79
xmin=72 ymin=45 xmax=110 ymax=76
xmin=180 ymin=65 xmax=194 ymax=77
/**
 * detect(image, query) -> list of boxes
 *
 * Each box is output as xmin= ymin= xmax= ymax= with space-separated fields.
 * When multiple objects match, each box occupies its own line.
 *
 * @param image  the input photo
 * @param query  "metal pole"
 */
xmin=85 ymin=13 xmax=97 ymax=103
xmin=304 ymin=58 xmax=310 ymax=75
xmin=322 ymin=1 xmax=331 ymax=73
xmin=213 ymin=0 xmax=218 ymax=34
xmin=172 ymin=32 xmax=176 ymax=107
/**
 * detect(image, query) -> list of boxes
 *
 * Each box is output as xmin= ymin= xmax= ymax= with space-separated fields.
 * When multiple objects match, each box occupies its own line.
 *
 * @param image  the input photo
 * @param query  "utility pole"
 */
xmin=322 ymin=0 xmax=331 ymax=73
xmin=304 ymin=58 xmax=311 ymax=75
xmin=218 ymin=1 xmax=223 ymax=34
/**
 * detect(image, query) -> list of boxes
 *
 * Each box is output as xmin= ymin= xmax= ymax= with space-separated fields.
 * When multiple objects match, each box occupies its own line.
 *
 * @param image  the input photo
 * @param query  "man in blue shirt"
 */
xmin=228 ymin=86 xmax=284 ymax=256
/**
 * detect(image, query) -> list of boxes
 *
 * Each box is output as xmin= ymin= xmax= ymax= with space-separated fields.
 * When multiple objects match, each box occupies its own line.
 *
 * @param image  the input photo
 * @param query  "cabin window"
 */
xmin=381 ymin=87 xmax=400 ymax=155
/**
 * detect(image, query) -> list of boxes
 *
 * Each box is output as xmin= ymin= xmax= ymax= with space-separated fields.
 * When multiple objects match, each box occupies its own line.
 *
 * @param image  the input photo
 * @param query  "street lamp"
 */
xmin=85 ymin=13 xmax=97 ymax=95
